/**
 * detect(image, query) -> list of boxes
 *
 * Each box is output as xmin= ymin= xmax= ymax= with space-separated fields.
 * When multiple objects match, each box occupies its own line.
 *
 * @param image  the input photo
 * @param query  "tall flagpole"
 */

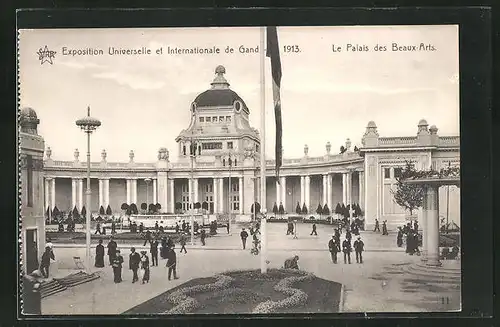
xmin=260 ymin=27 xmax=267 ymax=274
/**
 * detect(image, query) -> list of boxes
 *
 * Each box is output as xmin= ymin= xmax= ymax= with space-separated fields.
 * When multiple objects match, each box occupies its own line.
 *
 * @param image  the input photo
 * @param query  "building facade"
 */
xmin=20 ymin=107 xmax=46 ymax=274
xmin=41 ymin=65 xmax=460 ymax=228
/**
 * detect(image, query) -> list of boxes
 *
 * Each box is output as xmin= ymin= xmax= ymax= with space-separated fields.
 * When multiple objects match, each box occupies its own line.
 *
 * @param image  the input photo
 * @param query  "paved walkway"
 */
xmin=41 ymin=224 xmax=459 ymax=314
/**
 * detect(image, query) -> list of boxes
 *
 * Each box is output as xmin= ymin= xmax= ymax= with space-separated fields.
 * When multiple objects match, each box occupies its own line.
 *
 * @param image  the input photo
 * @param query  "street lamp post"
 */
xmin=227 ymin=152 xmax=234 ymax=235
xmin=188 ymin=137 xmax=200 ymax=246
xmin=76 ymin=106 xmax=101 ymax=274
xmin=145 ymin=178 xmax=151 ymax=213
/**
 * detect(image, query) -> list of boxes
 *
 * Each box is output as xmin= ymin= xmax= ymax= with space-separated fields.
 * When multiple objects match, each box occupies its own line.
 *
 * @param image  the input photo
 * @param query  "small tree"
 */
xmin=125 ymin=207 xmax=131 ymax=216
xmin=45 ymin=206 xmax=50 ymax=219
xmin=323 ymin=203 xmax=330 ymax=216
xmin=148 ymin=203 xmax=156 ymax=213
xmin=354 ymin=146 xmax=359 ymax=152
xmin=334 ymin=203 xmax=342 ymax=215
xmin=302 ymin=203 xmax=308 ymax=215
xmin=202 ymin=201 xmax=209 ymax=211
xmin=251 ymin=202 xmax=261 ymax=215
xmin=278 ymin=203 xmax=285 ymax=216
xmin=340 ymin=203 xmax=347 ymax=218
xmin=120 ymin=203 xmax=129 ymax=211
xmin=129 ymin=203 xmax=138 ymax=215
xmin=175 ymin=202 xmax=182 ymax=213
xmin=72 ymin=206 xmax=80 ymax=219
xmin=106 ymin=205 xmax=112 ymax=215
xmin=155 ymin=203 xmax=162 ymax=213
xmin=52 ymin=206 xmax=60 ymax=219
xmin=140 ymin=203 xmax=148 ymax=211
xmin=316 ymin=203 xmax=323 ymax=218
xmin=391 ymin=160 xmax=424 ymax=216
xmin=272 ymin=202 xmax=278 ymax=216
xmin=340 ymin=146 xmax=346 ymax=154
xmin=81 ymin=206 xmax=87 ymax=218
xmin=295 ymin=202 xmax=302 ymax=215
xmin=99 ymin=205 xmax=105 ymax=215
xmin=194 ymin=202 xmax=201 ymax=209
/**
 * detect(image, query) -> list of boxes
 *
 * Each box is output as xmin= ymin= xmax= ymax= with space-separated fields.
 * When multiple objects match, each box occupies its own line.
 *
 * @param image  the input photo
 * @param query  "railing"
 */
xmin=439 ymin=136 xmax=460 ymax=146
xmin=378 ymin=137 xmax=417 ymax=145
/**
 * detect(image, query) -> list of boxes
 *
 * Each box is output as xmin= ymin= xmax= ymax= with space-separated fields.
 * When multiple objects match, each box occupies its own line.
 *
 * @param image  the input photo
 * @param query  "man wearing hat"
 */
xmin=353 ymin=236 xmax=365 ymax=264
xmin=107 ymin=236 xmax=117 ymax=266
xmin=129 ymin=247 xmax=141 ymax=283
xmin=40 ymin=245 xmax=55 ymax=278
xmin=328 ymin=235 xmax=340 ymax=264
xmin=240 ymin=228 xmax=249 ymax=249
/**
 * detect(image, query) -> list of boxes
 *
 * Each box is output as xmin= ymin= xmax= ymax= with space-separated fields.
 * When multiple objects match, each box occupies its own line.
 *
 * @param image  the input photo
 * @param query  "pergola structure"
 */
xmin=406 ymin=175 xmax=460 ymax=267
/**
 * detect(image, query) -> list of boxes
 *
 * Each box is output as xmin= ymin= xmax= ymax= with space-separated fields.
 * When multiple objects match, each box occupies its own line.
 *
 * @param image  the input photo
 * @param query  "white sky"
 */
xmin=19 ymin=25 xmax=459 ymax=162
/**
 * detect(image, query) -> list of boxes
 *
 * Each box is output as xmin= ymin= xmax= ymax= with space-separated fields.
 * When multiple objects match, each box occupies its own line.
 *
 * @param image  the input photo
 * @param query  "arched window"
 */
xmin=234 ymin=159 xmax=237 ymax=166
xmin=222 ymin=159 xmax=226 ymax=166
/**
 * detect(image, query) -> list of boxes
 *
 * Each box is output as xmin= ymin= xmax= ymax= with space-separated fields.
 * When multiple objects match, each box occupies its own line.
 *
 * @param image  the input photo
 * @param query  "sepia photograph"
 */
xmin=18 ymin=25 xmax=461 ymax=315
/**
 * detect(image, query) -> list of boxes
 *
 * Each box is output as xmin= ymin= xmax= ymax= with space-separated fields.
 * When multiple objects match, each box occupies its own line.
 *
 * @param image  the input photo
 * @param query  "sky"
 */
xmin=19 ymin=25 xmax=459 ymax=162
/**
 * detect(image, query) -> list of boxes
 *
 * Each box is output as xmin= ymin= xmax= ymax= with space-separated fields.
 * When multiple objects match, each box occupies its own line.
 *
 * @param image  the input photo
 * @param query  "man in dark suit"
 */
xmin=353 ymin=236 xmax=365 ymax=264
xmin=328 ymin=235 xmax=340 ymax=264
xmin=129 ymin=247 xmax=141 ymax=283
xmin=150 ymin=239 xmax=159 ymax=266
xmin=240 ymin=228 xmax=249 ymax=249
xmin=107 ymin=237 xmax=117 ymax=266
xmin=166 ymin=246 xmax=179 ymax=281
xmin=342 ymin=237 xmax=352 ymax=264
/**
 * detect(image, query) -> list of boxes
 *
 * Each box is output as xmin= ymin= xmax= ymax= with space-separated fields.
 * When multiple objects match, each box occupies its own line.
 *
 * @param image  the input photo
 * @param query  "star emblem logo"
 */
xmin=36 ymin=45 xmax=56 ymax=65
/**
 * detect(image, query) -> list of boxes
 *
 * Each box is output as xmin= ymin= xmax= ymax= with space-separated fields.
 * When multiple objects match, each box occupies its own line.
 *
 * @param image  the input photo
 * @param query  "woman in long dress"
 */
xmin=112 ymin=250 xmax=124 ymax=283
xmin=95 ymin=239 xmax=105 ymax=268
xmin=140 ymin=251 xmax=150 ymax=284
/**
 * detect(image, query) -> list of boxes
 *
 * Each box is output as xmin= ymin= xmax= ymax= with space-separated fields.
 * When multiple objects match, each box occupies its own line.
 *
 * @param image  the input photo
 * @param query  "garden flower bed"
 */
xmin=125 ymin=269 xmax=342 ymax=314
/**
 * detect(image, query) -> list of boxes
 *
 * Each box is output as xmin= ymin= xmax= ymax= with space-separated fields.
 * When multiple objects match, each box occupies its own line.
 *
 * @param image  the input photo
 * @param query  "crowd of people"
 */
xmin=328 ymin=225 xmax=365 ymax=264
xmin=396 ymin=221 xmax=422 ymax=255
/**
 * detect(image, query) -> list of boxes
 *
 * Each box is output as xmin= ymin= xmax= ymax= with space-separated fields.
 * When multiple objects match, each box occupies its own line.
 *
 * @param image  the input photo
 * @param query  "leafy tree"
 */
xmin=355 ymin=203 xmax=363 ymax=217
xmin=175 ymin=202 xmax=182 ymax=213
xmin=334 ymin=203 xmax=342 ymax=215
xmin=106 ymin=205 xmax=112 ymax=215
xmin=391 ymin=160 xmax=424 ymax=215
xmin=155 ymin=203 xmax=161 ymax=211
xmin=354 ymin=146 xmax=359 ymax=152
xmin=99 ymin=205 xmax=105 ymax=215
xmin=272 ymin=202 xmax=278 ymax=215
xmin=148 ymin=203 xmax=156 ymax=213
xmin=140 ymin=203 xmax=147 ymax=211
xmin=340 ymin=146 xmax=346 ymax=154
xmin=251 ymin=202 xmax=261 ymax=214
xmin=194 ymin=202 xmax=201 ymax=209
xmin=129 ymin=203 xmax=138 ymax=215
xmin=278 ymin=203 xmax=285 ymax=215
xmin=316 ymin=204 xmax=323 ymax=217
xmin=295 ymin=202 xmax=302 ymax=215
xmin=52 ymin=206 xmax=60 ymax=218
xmin=125 ymin=208 xmax=131 ymax=216
xmin=302 ymin=203 xmax=308 ymax=215
xmin=202 ymin=201 xmax=209 ymax=211
xmin=340 ymin=203 xmax=346 ymax=218
xmin=81 ymin=206 xmax=87 ymax=218
xmin=120 ymin=203 xmax=129 ymax=211
xmin=323 ymin=203 xmax=330 ymax=216
xmin=72 ymin=206 xmax=80 ymax=218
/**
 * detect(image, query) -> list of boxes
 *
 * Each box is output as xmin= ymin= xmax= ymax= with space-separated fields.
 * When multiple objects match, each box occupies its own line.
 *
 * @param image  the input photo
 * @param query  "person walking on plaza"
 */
xmin=226 ymin=222 xmax=230 ymax=234
xmin=373 ymin=219 xmax=380 ymax=232
xmin=94 ymin=222 xmax=102 ymax=235
xmin=413 ymin=220 xmax=419 ymax=233
xmin=182 ymin=220 xmax=186 ymax=232
xmin=140 ymin=251 xmax=150 ymax=284
xmin=107 ymin=237 xmax=117 ymax=265
xmin=328 ymin=235 xmax=340 ymax=264
xmin=179 ymin=233 xmax=187 ymax=254
xmin=240 ymin=228 xmax=249 ymax=249
xmin=155 ymin=221 xmax=159 ymax=233
xmin=397 ymin=227 xmax=404 ymax=247
xmin=175 ymin=222 xmax=180 ymax=234
xmin=354 ymin=236 xmax=365 ymax=264
xmin=95 ymin=239 xmax=105 ymax=268
xmin=334 ymin=228 xmax=341 ymax=242
xmin=150 ymin=238 xmax=159 ymax=266
xmin=160 ymin=237 xmax=168 ymax=259
xmin=166 ymin=246 xmax=179 ymax=281
xmin=200 ymin=229 xmax=206 ymax=246
xmin=112 ymin=249 xmax=124 ymax=283
xmin=382 ymin=220 xmax=389 ymax=235
xmin=139 ymin=222 xmax=144 ymax=234
xmin=143 ymin=229 xmax=152 ymax=246
xmin=342 ymin=237 xmax=352 ymax=264
xmin=346 ymin=229 xmax=352 ymax=244
xmin=111 ymin=221 xmax=116 ymax=234
xmin=310 ymin=223 xmax=318 ymax=236
xmin=40 ymin=245 xmax=55 ymax=278
xmin=129 ymin=247 xmax=141 ymax=283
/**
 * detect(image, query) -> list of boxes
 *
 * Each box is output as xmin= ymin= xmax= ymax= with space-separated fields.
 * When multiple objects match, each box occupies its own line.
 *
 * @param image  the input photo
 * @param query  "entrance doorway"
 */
xmin=25 ymin=229 xmax=38 ymax=274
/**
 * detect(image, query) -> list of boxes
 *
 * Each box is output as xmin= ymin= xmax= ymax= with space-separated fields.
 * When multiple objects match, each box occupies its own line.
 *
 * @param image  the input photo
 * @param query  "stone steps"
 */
xmin=40 ymin=280 xmax=67 ymax=298
xmin=40 ymin=271 xmax=101 ymax=298
xmin=405 ymin=262 xmax=461 ymax=283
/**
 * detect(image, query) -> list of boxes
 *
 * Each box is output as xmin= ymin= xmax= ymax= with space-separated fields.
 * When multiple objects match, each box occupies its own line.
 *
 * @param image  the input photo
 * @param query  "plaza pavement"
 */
xmin=41 ymin=223 xmax=460 ymax=314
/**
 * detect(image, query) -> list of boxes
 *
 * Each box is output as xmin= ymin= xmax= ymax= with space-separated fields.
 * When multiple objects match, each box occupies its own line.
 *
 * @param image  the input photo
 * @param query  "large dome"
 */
xmin=193 ymin=65 xmax=250 ymax=114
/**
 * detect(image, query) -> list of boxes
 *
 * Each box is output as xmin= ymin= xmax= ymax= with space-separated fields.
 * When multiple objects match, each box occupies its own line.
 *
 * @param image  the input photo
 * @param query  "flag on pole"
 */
xmin=266 ymin=26 xmax=283 ymax=182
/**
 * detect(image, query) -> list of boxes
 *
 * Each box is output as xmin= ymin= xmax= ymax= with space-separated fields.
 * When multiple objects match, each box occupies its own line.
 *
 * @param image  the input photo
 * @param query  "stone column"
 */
xmin=425 ymin=185 xmax=441 ymax=266
xmin=359 ymin=171 xmax=365 ymax=209
xmin=98 ymin=179 xmax=104 ymax=209
xmin=50 ymin=178 xmax=56 ymax=209
xmin=44 ymin=178 xmax=50 ymax=211
xmin=348 ymin=171 xmax=353 ymax=220
xmin=305 ymin=175 xmax=311 ymax=210
xmin=78 ymin=179 xmax=83 ymax=210
xmin=132 ymin=179 xmax=138 ymax=204
xmin=187 ymin=178 xmax=192 ymax=209
xmin=193 ymin=178 xmax=199 ymax=204
xmin=218 ymin=178 xmax=224 ymax=213
xmin=420 ymin=206 xmax=428 ymax=262
xmin=169 ymin=179 xmax=175 ymax=213
xmin=153 ymin=179 xmax=157 ymax=205
xmin=104 ymin=179 xmax=110 ymax=208
xmin=275 ymin=179 xmax=281 ymax=206
xmin=239 ymin=176 xmax=243 ymax=214
xmin=71 ymin=179 xmax=77 ymax=210
xmin=300 ymin=176 xmax=305 ymax=206
xmin=327 ymin=174 xmax=333 ymax=210
xmin=322 ymin=174 xmax=327 ymax=206
xmin=342 ymin=173 xmax=347 ymax=205
xmin=280 ymin=176 xmax=287 ymax=210
xmin=126 ymin=179 xmax=131 ymax=205
xmin=213 ymin=178 xmax=218 ymax=214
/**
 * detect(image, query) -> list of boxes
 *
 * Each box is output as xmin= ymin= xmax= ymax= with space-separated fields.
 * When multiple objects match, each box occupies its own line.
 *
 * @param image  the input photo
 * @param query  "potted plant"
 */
xmin=316 ymin=204 xmax=323 ymax=220
xmin=106 ymin=205 xmax=112 ymax=216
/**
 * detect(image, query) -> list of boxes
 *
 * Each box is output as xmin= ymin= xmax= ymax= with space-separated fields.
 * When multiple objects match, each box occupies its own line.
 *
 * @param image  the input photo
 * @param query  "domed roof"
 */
xmin=367 ymin=121 xmax=377 ymax=128
xmin=20 ymin=107 xmax=38 ymax=121
xmin=193 ymin=65 xmax=249 ymax=114
xmin=418 ymin=119 xmax=428 ymax=126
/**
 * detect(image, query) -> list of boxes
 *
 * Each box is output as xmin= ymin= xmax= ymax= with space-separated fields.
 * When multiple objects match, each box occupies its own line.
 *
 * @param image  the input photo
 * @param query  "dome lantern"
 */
xmin=210 ymin=65 xmax=230 ymax=89
xmin=20 ymin=107 xmax=40 ymax=134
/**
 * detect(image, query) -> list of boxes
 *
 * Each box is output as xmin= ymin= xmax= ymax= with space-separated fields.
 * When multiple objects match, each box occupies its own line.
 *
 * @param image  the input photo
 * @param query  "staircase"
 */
xmin=405 ymin=261 xmax=461 ymax=284
xmin=39 ymin=271 xmax=101 ymax=298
